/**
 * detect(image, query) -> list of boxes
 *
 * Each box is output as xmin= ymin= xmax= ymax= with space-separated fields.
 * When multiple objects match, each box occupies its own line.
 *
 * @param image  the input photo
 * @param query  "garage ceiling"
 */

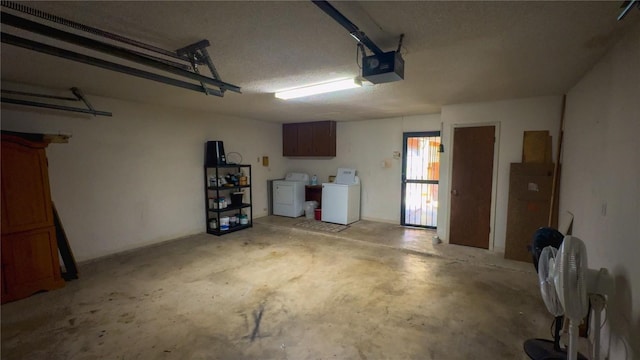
xmin=0 ymin=1 xmax=636 ymax=123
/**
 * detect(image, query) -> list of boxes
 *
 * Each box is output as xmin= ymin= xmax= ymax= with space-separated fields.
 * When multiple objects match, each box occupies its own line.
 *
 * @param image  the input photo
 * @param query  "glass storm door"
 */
xmin=401 ymin=131 xmax=441 ymax=228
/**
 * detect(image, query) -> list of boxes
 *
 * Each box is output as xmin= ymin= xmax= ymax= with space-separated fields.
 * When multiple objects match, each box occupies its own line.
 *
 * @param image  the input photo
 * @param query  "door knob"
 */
xmin=452 ymin=189 xmax=459 ymax=196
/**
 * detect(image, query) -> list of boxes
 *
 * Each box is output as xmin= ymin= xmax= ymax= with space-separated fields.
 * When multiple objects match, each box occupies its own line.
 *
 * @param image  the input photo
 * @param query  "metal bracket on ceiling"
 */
xmin=396 ymin=34 xmax=404 ymax=53
xmin=70 ymin=87 xmax=99 ymax=115
xmin=0 ymin=1 xmax=241 ymax=98
xmin=176 ymin=40 xmax=225 ymax=96
xmin=1 ymin=87 xmax=113 ymax=117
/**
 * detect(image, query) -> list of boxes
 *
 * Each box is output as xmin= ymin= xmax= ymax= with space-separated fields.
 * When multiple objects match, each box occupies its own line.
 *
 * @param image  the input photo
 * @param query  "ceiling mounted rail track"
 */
xmin=1 ymin=0 xmax=204 ymax=66
xmin=618 ymin=0 xmax=639 ymax=20
xmin=1 ymin=87 xmax=113 ymax=117
xmin=0 ymin=1 xmax=241 ymax=97
xmin=312 ymin=0 xmax=384 ymax=56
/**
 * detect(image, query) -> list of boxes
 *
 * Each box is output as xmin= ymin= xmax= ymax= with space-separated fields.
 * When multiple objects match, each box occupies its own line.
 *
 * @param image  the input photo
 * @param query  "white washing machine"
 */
xmin=273 ymin=173 xmax=309 ymax=217
xmin=322 ymin=168 xmax=361 ymax=225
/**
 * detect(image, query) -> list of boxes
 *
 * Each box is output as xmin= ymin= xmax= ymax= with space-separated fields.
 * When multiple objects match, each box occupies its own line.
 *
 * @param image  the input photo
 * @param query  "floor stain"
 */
xmin=117 ymin=312 xmax=135 ymax=324
xmin=249 ymin=303 xmax=265 ymax=342
xmin=0 ymin=226 xmax=545 ymax=360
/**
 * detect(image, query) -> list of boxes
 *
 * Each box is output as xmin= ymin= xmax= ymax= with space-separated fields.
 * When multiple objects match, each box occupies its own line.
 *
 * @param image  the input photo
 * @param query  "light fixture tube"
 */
xmin=275 ymin=78 xmax=361 ymax=100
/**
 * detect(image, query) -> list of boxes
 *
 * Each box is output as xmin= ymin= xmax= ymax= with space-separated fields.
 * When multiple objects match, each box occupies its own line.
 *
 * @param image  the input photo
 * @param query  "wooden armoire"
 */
xmin=1 ymin=133 xmax=65 ymax=303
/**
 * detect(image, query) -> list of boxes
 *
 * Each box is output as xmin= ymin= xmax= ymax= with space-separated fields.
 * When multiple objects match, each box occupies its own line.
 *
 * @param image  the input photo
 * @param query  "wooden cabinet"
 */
xmin=2 ymin=228 xmax=62 ymax=300
xmin=1 ymin=138 xmax=54 ymax=233
xmin=305 ymin=185 xmax=323 ymax=208
xmin=1 ymin=134 xmax=64 ymax=303
xmin=282 ymin=121 xmax=336 ymax=157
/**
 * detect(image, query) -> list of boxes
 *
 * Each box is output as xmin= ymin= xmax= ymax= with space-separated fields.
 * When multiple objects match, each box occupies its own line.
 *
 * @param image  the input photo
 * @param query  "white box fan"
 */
xmin=527 ymin=236 xmax=615 ymax=360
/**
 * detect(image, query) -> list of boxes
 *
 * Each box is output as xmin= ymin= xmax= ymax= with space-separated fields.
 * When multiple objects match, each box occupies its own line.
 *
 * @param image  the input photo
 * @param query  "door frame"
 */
xmin=445 ymin=122 xmax=500 ymax=250
xmin=400 ymin=131 xmax=441 ymax=228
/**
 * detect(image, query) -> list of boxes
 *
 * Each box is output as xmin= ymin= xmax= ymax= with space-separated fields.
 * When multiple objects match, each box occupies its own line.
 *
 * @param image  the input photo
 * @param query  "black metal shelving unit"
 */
xmin=205 ymin=164 xmax=252 ymax=235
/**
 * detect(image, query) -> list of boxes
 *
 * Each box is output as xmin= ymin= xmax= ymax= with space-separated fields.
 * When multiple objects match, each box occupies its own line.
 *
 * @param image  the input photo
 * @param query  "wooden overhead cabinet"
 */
xmin=282 ymin=121 xmax=336 ymax=157
xmin=1 ymin=134 xmax=65 ymax=303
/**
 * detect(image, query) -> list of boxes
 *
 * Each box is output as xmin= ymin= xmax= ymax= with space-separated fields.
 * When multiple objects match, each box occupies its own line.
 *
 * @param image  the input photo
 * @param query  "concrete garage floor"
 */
xmin=1 ymin=218 xmax=552 ymax=360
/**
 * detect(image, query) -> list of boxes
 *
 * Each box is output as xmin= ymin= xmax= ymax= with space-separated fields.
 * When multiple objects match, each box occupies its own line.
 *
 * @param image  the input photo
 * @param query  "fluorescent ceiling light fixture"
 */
xmin=275 ymin=78 xmax=361 ymax=100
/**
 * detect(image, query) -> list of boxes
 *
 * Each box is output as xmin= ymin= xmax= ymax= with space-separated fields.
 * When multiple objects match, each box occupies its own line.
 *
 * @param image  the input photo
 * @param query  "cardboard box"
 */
xmin=504 ymin=163 xmax=554 ymax=262
xmin=523 ymin=131 xmax=552 ymax=163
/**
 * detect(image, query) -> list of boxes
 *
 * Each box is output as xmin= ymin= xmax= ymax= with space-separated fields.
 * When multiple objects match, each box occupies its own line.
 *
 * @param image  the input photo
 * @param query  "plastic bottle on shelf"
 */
xmin=311 ymin=174 xmax=318 ymax=185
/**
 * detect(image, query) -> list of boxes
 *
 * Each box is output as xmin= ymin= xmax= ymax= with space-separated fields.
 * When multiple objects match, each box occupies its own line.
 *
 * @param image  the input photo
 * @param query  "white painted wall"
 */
xmin=1 ymin=87 xmax=285 ymax=261
xmin=285 ymin=99 xmax=564 ymax=253
xmin=439 ymin=96 xmax=564 ymax=251
xmin=560 ymin=22 xmax=639 ymax=359
xmin=285 ymin=114 xmax=441 ymax=223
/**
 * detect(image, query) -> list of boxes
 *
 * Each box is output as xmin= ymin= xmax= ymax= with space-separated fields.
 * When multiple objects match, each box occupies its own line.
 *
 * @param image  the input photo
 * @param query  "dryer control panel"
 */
xmin=285 ymin=173 xmax=310 ymax=183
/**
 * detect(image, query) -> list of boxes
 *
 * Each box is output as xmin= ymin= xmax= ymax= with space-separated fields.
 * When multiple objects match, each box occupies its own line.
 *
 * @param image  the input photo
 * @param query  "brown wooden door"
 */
xmin=449 ymin=126 xmax=495 ymax=248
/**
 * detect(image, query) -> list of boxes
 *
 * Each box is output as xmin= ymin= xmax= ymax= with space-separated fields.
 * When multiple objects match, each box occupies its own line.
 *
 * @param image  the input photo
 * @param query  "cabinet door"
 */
xmin=312 ymin=121 xmax=336 ymax=156
xmin=1 ymin=138 xmax=54 ymax=234
xmin=297 ymin=123 xmax=314 ymax=156
xmin=282 ymin=124 xmax=298 ymax=156
xmin=1 ymin=227 xmax=64 ymax=303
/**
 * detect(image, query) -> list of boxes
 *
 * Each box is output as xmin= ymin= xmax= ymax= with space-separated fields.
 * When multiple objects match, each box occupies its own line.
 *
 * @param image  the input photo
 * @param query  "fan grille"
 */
xmin=538 ymin=246 xmax=563 ymax=316
xmin=557 ymin=236 xmax=589 ymax=320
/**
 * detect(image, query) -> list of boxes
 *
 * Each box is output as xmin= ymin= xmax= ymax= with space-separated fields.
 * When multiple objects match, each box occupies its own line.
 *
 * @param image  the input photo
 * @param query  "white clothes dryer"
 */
xmin=273 ymin=173 xmax=309 ymax=217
